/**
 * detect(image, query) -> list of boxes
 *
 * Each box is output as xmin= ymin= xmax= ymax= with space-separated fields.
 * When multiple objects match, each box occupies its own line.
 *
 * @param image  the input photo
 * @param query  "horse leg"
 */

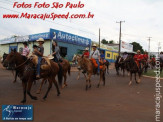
xmin=88 ymin=73 xmax=92 ymax=88
xmin=137 ymin=73 xmax=141 ymax=84
xmin=53 ymin=78 xmax=60 ymax=96
xmin=85 ymin=74 xmax=89 ymax=91
xmin=107 ymin=65 xmax=109 ymax=74
xmin=129 ymin=72 xmax=132 ymax=86
xmin=123 ymin=68 xmax=125 ymax=77
xmin=43 ymin=78 xmax=52 ymax=100
xmin=135 ymin=73 xmax=138 ymax=83
xmin=77 ymin=70 xmax=80 ymax=80
xmin=27 ymin=80 xmax=37 ymax=100
xmin=21 ymin=81 xmax=27 ymax=103
xmin=36 ymin=79 xmax=45 ymax=94
xmin=13 ymin=71 xmax=18 ymax=83
xmin=97 ymin=71 xmax=102 ymax=88
xmin=62 ymin=73 xmax=67 ymax=88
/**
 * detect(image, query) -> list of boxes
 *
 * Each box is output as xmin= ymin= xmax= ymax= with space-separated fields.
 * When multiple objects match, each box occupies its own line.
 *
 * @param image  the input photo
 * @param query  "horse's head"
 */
xmin=1 ymin=53 xmax=8 ymax=64
xmin=4 ymin=49 xmax=17 ymax=67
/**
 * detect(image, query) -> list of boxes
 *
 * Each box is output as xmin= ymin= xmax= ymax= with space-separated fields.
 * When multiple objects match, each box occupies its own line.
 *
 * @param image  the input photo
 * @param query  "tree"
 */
xmin=101 ymin=39 xmax=108 ymax=44
xmin=109 ymin=40 xmax=114 ymax=44
xmin=130 ymin=42 xmax=144 ymax=53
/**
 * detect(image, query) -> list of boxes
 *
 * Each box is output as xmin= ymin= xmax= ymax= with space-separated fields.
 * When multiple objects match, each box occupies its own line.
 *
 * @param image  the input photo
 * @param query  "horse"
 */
xmin=115 ymin=56 xmax=126 ymax=76
xmin=77 ymin=56 xmax=106 ymax=90
xmin=2 ymin=52 xmax=18 ymax=83
xmin=125 ymin=55 xmax=144 ymax=85
xmin=104 ymin=60 xmax=110 ymax=74
xmin=36 ymin=58 xmax=71 ymax=94
xmin=4 ymin=50 xmax=62 ymax=103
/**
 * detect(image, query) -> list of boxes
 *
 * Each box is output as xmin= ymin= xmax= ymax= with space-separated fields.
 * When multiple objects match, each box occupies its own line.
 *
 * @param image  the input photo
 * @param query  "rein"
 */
xmin=15 ymin=58 xmax=30 ymax=69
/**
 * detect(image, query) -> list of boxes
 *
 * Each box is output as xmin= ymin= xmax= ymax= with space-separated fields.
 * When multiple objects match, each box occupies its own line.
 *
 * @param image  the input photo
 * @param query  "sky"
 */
xmin=0 ymin=0 xmax=162 ymax=52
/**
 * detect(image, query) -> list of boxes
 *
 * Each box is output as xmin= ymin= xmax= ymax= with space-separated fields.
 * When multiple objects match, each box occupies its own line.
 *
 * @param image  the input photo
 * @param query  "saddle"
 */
xmin=90 ymin=58 xmax=103 ymax=69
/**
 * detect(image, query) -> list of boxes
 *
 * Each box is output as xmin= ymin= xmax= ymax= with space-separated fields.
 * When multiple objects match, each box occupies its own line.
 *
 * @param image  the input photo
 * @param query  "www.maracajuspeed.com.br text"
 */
xmin=3 ymin=12 xmax=94 ymax=20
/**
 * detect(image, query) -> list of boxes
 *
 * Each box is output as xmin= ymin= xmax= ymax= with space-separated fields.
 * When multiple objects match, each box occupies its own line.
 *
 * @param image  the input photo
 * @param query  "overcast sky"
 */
xmin=0 ymin=0 xmax=162 ymax=52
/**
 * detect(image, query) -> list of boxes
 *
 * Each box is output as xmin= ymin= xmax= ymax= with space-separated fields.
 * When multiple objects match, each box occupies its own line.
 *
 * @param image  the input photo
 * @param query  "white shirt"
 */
xmin=90 ymin=49 xmax=100 ymax=59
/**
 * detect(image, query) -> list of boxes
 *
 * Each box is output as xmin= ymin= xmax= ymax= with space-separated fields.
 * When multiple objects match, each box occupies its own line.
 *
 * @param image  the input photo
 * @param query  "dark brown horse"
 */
xmin=77 ymin=56 xmax=106 ymax=90
xmin=104 ymin=60 xmax=110 ymax=74
xmin=115 ymin=56 xmax=127 ymax=76
xmin=4 ymin=50 xmax=62 ymax=103
xmin=125 ymin=55 xmax=143 ymax=85
xmin=36 ymin=59 xmax=71 ymax=94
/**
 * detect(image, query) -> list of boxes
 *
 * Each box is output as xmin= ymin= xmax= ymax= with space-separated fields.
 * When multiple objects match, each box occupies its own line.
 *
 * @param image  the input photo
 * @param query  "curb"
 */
xmin=142 ymin=75 xmax=163 ymax=80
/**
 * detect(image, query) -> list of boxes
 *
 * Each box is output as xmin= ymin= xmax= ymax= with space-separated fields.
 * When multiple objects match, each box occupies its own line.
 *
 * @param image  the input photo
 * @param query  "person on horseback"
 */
xmin=82 ymin=47 xmax=89 ymax=58
xmin=122 ymin=52 xmax=128 ymax=61
xmin=134 ymin=50 xmax=144 ymax=70
xmin=143 ymin=51 xmax=148 ymax=61
xmin=33 ymin=38 xmax=44 ymax=78
xmin=90 ymin=44 xmax=100 ymax=75
xmin=22 ymin=42 xmax=30 ymax=58
xmin=151 ymin=55 xmax=156 ymax=62
xmin=52 ymin=41 xmax=62 ymax=63
xmin=160 ymin=52 xmax=163 ymax=63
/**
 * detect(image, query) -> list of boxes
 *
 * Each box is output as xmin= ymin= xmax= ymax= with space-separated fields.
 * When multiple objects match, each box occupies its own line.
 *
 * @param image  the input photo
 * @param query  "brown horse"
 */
xmin=36 ymin=59 xmax=71 ymax=94
xmin=77 ymin=56 xmax=106 ymax=90
xmin=125 ymin=55 xmax=144 ymax=85
xmin=4 ymin=50 xmax=62 ymax=103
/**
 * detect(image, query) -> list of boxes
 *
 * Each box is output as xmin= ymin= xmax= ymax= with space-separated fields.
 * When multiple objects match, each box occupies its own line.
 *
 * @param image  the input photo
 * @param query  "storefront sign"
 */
xmin=29 ymin=32 xmax=50 ymax=41
xmin=50 ymin=28 xmax=91 ymax=47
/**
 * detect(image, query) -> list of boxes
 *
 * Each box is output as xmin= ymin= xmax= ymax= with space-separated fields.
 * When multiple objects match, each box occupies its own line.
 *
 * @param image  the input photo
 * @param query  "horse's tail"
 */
xmin=58 ymin=64 xmax=63 ymax=86
xmin=68 ymin=64 xmax=71 ymax=76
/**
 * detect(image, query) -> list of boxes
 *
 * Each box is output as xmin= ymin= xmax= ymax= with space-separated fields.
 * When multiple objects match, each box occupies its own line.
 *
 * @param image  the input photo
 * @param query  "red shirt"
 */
xmin=83 ymin=52 xmax=89 ymax=58
xmin=152 ymin=57 xmax=155 ymax=62
xmin=143 ymin=54 xmax=148 ymax=60
xmin=134 ymin=54 xmax=144 ymax=61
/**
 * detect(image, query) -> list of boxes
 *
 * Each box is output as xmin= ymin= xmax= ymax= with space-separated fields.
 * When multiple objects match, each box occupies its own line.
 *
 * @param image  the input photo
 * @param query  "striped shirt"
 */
xmin=22 ymin=47 xmax=29 ymax=56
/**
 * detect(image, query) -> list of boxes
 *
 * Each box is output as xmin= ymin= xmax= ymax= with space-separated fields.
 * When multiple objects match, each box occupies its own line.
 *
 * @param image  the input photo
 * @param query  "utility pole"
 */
xmin=116 ymin=21 xmax=125 ymax=56
xmin=147 ymin=37 xmax=152 ymax=59
xmin=99 ymin=28 xmax=100 ymax=51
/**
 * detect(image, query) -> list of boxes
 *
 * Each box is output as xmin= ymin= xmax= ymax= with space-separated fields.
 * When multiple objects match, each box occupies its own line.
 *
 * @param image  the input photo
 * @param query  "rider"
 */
xmin=22 ymin=42 xmax=30 ymax=58
xmin=33 ymin=38 xmax=44 ymax=79
xmin=122 ymin=52 xmax=128 ymax=61
xmin=160 ymin=52 xmax=163 ymax=63
xmin=151 ymin=55 xmax=156 ymax=62
xmin=134 ymin=50 xmax=144 ymax=70
xmin=82 ymin=47 xmax=89 ymax=58
xmin=90 ymin=44 xmax=100 ymax=74
xmin=100 ymin=51 xmax=105 ymax=63
xmin=143 ymin=51 xmax=148 ymax=61
xmin=52 ymin=41 xmax=61 ymax=63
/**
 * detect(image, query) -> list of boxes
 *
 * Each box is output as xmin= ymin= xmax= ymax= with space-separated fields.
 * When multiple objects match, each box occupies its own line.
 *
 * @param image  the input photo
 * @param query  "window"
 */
xmin=60 ymin=46 xmax=67 ymax=57
xmin=107 ymin=53 xmax=110 ymax=58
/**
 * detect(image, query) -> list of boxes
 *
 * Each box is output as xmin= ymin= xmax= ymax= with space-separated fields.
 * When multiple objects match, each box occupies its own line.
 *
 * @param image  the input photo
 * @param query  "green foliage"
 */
xmin=130 ymin=42 xmax=144 ymax=53
xmin=101 ymin=39 xmax=108 ymax=44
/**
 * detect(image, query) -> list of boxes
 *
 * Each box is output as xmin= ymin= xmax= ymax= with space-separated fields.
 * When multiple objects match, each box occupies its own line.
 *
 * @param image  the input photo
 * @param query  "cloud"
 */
xmin=0 ymin=0 xmax=162 ymax=52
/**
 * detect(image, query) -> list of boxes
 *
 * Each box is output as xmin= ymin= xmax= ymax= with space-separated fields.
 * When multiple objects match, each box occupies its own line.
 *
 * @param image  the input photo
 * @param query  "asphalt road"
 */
xmin=0 ymin=66 xmax=162 ymax=122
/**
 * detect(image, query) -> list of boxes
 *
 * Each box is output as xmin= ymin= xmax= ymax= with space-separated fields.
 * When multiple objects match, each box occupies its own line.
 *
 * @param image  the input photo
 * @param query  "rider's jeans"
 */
xmin=96 ymin=59 xmax=100 ymax=73
xmin=37 ymin=56 xmax=42 ymax=76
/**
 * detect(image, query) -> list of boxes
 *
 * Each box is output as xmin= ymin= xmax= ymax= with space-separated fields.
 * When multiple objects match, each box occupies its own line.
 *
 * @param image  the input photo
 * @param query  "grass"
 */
xmin=143 ymin=69 xmax=163 ymax=78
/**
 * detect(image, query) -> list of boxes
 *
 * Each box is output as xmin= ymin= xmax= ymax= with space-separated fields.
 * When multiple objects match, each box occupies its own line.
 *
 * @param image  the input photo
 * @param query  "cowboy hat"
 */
xmin=92 ymin=44 xmax=97 ymax=47
xmin=36 ymin=38 xmax=44 ymax=42
xmin=47 ymin=55 xmax=54 ymax=60
xmin=85 ymin=47 xmax=89 ymax=50
xmin=137 ymin=50 xmax=140 ymax=53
